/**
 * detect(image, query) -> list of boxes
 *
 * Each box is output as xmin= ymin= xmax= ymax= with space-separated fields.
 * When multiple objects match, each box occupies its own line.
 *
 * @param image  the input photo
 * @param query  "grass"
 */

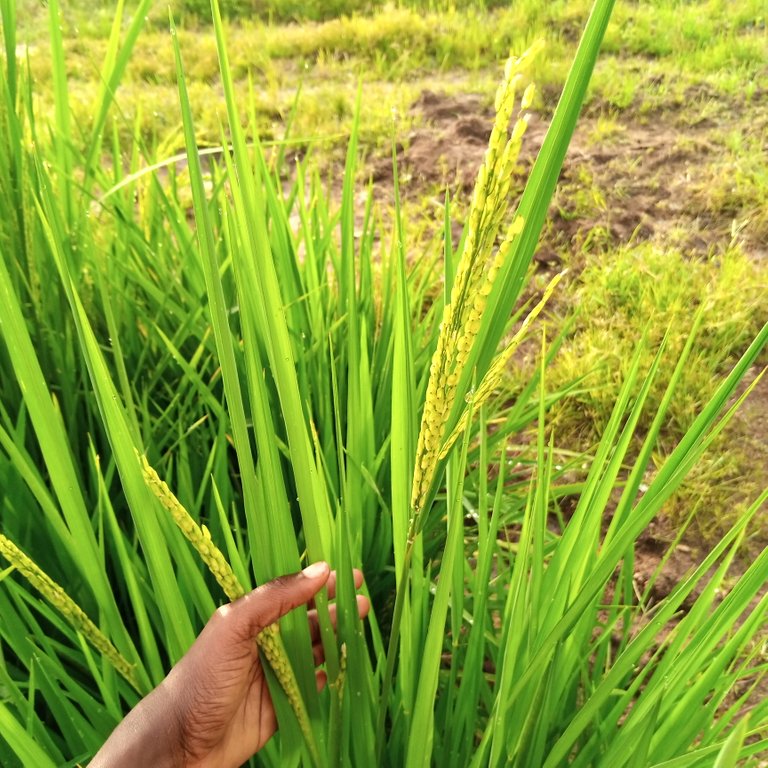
xmin=532 ymin=243 xmax=767 ymax=540
xmin=1 ymin=0 xmax=768 ymax=766
xmin=543 ymin=244 xmax=766 ymax=442
xmin=14 ymin=0 xmax=767 ymax=152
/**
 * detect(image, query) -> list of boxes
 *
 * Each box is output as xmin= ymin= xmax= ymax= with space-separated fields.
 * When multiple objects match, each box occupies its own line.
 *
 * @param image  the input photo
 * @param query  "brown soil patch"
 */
xmin=372 ymin=90 xmax=493 ymax=191
xmin=368 ymin=85 xmax=768 ymax=267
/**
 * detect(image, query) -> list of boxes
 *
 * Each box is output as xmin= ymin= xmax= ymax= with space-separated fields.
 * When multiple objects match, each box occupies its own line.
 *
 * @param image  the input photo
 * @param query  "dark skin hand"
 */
xmin=90 ymin=562 xmax=369 ymax=768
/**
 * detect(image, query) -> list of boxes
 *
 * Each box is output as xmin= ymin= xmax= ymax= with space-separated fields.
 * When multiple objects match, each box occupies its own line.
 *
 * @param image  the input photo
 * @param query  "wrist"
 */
xmin=89 ymin=685 xmax=185 ymax=768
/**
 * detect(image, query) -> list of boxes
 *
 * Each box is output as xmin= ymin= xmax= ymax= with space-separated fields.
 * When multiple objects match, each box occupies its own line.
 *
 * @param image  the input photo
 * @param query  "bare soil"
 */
xmin=371 ymin=85 xmax=768 ymax=265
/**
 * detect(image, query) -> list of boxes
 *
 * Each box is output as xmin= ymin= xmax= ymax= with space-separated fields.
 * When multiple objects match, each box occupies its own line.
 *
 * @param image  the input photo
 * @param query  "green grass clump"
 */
xmin=539 ymin=244 xmax=767 ymax=537
xmin=693 ymin=128 xmax=768 ymax=240
xmin=546 ymin=244 xmax=767 ymax=443
xmin=659 ymin=437 xmax=763 ymax=543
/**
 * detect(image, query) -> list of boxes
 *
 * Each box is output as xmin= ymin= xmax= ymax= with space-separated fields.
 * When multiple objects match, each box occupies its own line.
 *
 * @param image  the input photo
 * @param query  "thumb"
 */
xmin=231 ymin=561 xmax=331 ymax=639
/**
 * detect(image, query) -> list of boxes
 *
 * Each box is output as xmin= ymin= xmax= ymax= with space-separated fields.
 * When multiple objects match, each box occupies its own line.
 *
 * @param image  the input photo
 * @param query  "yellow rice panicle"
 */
xmin=451 ymin=217 xmax=526 ymax=378
xmin=443 ymin=59 xmax=538 ymax=345
xmin=410 ymin=42 xmax=543 ymax=521
xmin=140 ymin=455 xmax=245 ymax=600
xmin=256 ymin=622 xmax=320 ymax=765
xmin=0 ymin=532 xmax=140 ymax=690
xmin=439 ymin=270 xmax=565 ymax=460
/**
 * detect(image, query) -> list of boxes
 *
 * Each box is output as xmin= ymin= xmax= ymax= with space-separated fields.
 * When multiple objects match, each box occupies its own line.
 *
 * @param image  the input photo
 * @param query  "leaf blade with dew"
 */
xmin=0 ymin=702 xmax=59 ymax=768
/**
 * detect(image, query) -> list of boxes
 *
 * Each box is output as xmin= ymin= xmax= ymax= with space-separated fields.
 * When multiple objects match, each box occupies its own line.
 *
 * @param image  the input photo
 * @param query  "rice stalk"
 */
xmin=376 ymin=45 xmax=549 ymax=758
xmin=410 ymin=40 xmax=543 ymax=526
xmin=139 ymin=455 xmax=321 ymax=767
xmin=0 ymin=533 xmax=140 ymax=691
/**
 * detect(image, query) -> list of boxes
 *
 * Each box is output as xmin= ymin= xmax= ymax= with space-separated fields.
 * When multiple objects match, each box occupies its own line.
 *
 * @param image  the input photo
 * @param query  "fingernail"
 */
xmin=302 ymin=561 xmax=329 ymax=579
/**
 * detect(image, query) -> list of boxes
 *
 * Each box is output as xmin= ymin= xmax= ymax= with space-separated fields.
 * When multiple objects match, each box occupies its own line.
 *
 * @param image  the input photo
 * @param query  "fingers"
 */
xmin=308 ymin=594 xmax=370 ymax=645
xmin=310 ymin=600 xmax=369 ymax=663
xmin=307 ymin=568 xmax=364 ymax=612
xmin=227 ymin=561 xmax=331 ymax=640
xmin=308 ymin=572 xmax=370 ymax=665
xmin=322 ymin=568 xmax=365 ymax=601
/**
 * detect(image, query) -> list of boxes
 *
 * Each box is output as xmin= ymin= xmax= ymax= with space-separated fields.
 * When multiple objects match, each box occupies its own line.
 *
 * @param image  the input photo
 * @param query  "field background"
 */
xmin=3 ymin=0 xmax=768 ymax=765
xmin=16 ymin=0 xmax=766 ymax=559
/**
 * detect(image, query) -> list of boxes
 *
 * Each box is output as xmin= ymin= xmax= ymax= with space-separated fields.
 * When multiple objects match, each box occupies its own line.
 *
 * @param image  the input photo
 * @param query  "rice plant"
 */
xmin=0 ymin=0 xmax=767 ymax=765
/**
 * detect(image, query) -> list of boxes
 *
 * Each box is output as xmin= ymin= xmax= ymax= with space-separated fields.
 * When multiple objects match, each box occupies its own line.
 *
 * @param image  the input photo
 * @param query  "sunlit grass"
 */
xmin=14 ymin=0 xmax=766 ymax=156
xmin=545 ymin=244 xmax=766 ymax=439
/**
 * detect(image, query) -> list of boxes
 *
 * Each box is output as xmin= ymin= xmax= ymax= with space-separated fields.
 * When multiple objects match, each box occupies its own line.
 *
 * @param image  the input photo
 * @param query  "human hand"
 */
xmin=90 ymin=562 xmax=369 ymax=768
